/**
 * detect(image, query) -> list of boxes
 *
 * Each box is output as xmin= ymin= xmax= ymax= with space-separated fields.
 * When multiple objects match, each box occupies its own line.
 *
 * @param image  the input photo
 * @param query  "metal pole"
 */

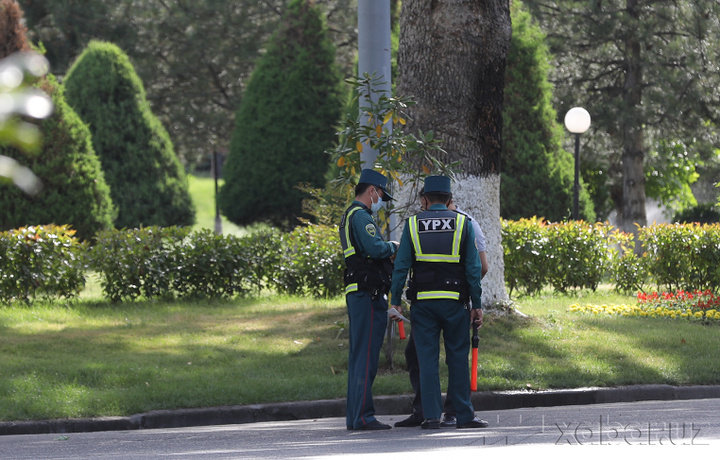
xmin=359 ymin=1 xmax=396 ymax=365
xmin=213 ymin=151 xmax=222 ymax=235
xmin=573 ymin=133 xmax=580 ymax=220
xmin=358 ymin=0 xmax=397 ymax=237
xmin=357 ymin=0 xmax=392 ymax=168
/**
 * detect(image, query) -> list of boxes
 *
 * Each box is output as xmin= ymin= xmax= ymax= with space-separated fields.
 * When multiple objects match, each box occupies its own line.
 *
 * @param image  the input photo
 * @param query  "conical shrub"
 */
xmin=64 ymin=40 xmax=195 ymax=229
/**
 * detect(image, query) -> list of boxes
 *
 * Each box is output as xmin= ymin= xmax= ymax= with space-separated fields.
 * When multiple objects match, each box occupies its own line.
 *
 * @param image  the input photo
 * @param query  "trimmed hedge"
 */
xmin=3 ymin=221 xmax=718 ymax=303
xmin=87 ymin=227 xmax=269 ymax=302
xmin=639 ymin=223 xmax=720 ymax=292
xmin=502 ymin=219 xmax=720 ymax=296
xmin=501 ymin=217 xmax=549 ymax=296
xmin=501 ymin=218 xmax=616 ymax=295
xmin=86 ymin=224 xmax=342 ymax=302
xmin=0 ymin=225 xmax=86 ymax=302
xmin=269 ymin=224 xmax=344 ymax=298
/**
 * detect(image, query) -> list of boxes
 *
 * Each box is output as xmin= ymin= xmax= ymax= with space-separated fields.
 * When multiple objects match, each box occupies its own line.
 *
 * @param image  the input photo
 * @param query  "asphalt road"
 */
xmin=2 ymin=398 xmax=718 ymax=459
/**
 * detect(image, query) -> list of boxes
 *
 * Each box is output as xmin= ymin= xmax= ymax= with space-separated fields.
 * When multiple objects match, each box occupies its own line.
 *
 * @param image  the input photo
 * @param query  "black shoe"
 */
xmin=457 ymin=417 xmax=489 ymax=429
xmin=354 ymin=420 xmax=392 ymax=431
xmin=440 ymin=414 xmax=457 ymax=427
xmin=394 ymin=414 xmax=424 ymax=428
xmin=421 ymin=418 xmax=441 ymax=429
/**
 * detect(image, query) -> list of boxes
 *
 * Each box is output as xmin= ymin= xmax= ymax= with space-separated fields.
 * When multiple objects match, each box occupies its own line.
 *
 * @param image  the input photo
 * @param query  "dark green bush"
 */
xmin=502 ymin=219 xmax=613 ymax=295
xmin=609 ymin=230 xmax=649 ymax=294
xmin=63 ymin=41 xmax=195 ymax=229
xmin=87 ymin=224 xmax=342 ymax=301
xmin=9 ymin=221 xmax=719 ymax=303
xmin=240 ymin=227 xmax=284 ymax=294
xmin=270 ymin=224 xmax=343 ymax=298
xmin=168 ymin=230 xmax=252 ymax=299
xmin=502 ymin=220 xmax=720 ymax=296
xmin=500 ymin=217 xmax=549 ymax=296
xmin=0 ymin=225 xmax=86 ymax=302
xmin=544 ymin=221 xmax=613 ymax=292
xmin=639 ymin=223 xmax=720 ymax=291
xmin=87 ymin=226 xmax=188 ymax=302
xmin=0 ymin=76 xmax=116 ymax=240
xmin=219 ymin=0 xmax=343 ymax=228
xmin=88 ymin=226 xmax=263 ymax=301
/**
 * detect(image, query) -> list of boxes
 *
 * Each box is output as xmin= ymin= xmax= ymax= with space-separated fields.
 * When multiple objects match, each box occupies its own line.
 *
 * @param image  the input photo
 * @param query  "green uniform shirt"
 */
xmin=345 ymin=201 xmax=396 ymax=261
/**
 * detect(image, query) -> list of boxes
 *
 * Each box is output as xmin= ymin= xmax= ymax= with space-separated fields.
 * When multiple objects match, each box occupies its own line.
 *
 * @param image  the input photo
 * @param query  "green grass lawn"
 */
xmin=3 ymin=176 xmax=719 ymax=421
xmin=187 ymin=174 xmax=247 ymax=236
xmin=2 ymin=287 xmax=720 ymax=421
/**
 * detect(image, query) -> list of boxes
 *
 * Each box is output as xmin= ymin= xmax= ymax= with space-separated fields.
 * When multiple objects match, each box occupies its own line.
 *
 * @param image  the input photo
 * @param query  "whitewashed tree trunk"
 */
xmin=393 ymin=174 xmax=508 ymax=306
xmin=397 ymin=0 xmax=511 ymax=306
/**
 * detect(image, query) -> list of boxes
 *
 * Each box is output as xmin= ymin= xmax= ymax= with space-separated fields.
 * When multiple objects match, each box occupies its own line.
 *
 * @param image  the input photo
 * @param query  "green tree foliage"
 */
xmin=525 ymin=0 xmax=720 ymax=232
xmin=21 ymin=0 xmax=358 ymax=166
xmin=63 ymin=41 xmax=195 ymax=229
xmin=501 ymin=2 xmax=595 ymax=222
xmin=1 ymin=0 xmax=115 ymax=240
xmin=19 ymin=0 xmax=133 ymax=74
xmin=219 ymin=0 xmax=344 ymax=228
xmin=1 ymin=76 xmax=116 ymax=239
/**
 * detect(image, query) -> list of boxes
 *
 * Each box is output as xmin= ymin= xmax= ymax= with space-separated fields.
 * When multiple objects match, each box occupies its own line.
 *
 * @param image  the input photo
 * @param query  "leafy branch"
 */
xmin=328 ymin=73 xmax=460 ymax=196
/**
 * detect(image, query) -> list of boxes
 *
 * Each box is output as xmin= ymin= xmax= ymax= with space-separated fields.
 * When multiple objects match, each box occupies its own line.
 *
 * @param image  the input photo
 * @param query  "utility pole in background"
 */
xmin=358 ymin=1 xmax=398 ymax=365
xmin=357 ymin=0 xmax=396 ymax=238
xmin=357 ymin=0 xmax=392 ymax=169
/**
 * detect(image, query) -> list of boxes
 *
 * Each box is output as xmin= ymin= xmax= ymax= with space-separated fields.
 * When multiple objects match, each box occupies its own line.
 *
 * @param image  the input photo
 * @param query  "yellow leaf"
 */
xmin=375 ymin=124 xmax=382 ymax=136
xmin=337 ymin=156 xmax=346 ymax=167
xmin=356 ymin=141 xmax=363 ymax=153
xmin=398 ymin=117 xmax=406 ymax=125
xmin=422 ymin=165 xmax=430 ymax=174
xmin=383 ymin=112 xmax=393 ymax=125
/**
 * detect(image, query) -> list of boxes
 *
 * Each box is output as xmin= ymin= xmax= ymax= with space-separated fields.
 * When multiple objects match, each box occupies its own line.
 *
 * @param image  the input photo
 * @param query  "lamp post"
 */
xmin=564 ymin=107 xmax=591 ymax=220
xmin=212 ymin=150 xmax=222 ymax=235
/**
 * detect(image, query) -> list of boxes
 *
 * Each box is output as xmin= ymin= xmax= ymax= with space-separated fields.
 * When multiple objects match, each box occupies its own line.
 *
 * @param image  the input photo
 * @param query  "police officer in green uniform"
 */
xmin=340 ymin=168 xmax=398 ymax=431
xmin=389 ymin=175 xmax=489 ymax=429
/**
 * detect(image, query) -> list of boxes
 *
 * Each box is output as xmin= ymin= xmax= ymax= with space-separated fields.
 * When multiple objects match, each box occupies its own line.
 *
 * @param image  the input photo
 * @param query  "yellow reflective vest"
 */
xmin=407 ymin=209 xmax=469 ymax=302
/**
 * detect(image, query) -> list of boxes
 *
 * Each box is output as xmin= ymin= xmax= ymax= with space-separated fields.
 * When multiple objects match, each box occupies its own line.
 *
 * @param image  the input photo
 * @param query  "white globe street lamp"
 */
xmin=564 ymin=107 xmax=591 ymax=220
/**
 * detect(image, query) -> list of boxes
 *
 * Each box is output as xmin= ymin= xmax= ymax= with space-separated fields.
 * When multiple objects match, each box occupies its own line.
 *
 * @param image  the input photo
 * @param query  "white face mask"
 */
xmin=370 ymin=188 xmax=384 ymax=214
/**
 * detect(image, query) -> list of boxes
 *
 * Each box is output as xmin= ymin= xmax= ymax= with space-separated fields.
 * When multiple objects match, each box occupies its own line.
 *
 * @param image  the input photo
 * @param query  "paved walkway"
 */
xmin=2 ymin=398 xmax=719 ymax=459
xmin=2 ymin=384 xmax=720 ymax=436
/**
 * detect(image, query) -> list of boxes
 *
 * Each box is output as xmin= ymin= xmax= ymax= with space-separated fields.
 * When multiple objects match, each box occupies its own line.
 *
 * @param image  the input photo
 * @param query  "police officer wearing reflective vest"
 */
xmin=389 ymin=175 xmax=489 ymax=429
xmin=340 ymin=168 xmax=398 ymax=431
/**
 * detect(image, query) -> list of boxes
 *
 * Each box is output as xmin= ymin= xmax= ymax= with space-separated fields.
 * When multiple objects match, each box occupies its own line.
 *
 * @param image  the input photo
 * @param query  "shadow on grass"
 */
xmin=0 ymin=299 xmax=356 ymax=421
xmin=476 ymin=313 xmax=669 ymax=390
xmin=574 ymin=316 xmax=720 ymax=385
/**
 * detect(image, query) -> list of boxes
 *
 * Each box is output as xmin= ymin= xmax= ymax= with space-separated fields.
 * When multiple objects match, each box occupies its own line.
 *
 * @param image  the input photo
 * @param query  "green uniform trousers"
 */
xmin=411 ymin=299 xmax=475 ymax=423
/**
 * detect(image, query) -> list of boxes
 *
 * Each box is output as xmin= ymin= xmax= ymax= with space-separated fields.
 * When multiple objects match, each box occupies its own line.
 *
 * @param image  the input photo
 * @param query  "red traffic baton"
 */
xmin=470 ymin=323 xmax=479 ymax=391
xmin=398 ymin=321 xmax=406 ymax=340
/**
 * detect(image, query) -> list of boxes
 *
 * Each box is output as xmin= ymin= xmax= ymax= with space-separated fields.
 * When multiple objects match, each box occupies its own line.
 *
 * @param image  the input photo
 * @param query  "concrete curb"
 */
xmin=2 ymin=384 xmax=720 ymax=436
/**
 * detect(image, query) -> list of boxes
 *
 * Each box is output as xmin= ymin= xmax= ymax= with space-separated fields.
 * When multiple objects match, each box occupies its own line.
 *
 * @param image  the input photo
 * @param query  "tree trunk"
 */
xmin=397 ymin=0 xmax=511 ymax=305
xmin=619 ymin=1 xmax=647 ymax=253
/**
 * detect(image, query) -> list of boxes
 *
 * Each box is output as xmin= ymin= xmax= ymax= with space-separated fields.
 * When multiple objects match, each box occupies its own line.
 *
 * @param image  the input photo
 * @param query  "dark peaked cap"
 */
xmin=358 ymin=168 xmax=393 ymax=200
xmin=422 ymin=175 xmax=452 ymax=195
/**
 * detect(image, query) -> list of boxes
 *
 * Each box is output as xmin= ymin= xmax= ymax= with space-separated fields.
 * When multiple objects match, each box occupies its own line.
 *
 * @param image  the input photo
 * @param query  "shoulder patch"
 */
xmin=365 ymin=223 xmax=377 ymax=237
